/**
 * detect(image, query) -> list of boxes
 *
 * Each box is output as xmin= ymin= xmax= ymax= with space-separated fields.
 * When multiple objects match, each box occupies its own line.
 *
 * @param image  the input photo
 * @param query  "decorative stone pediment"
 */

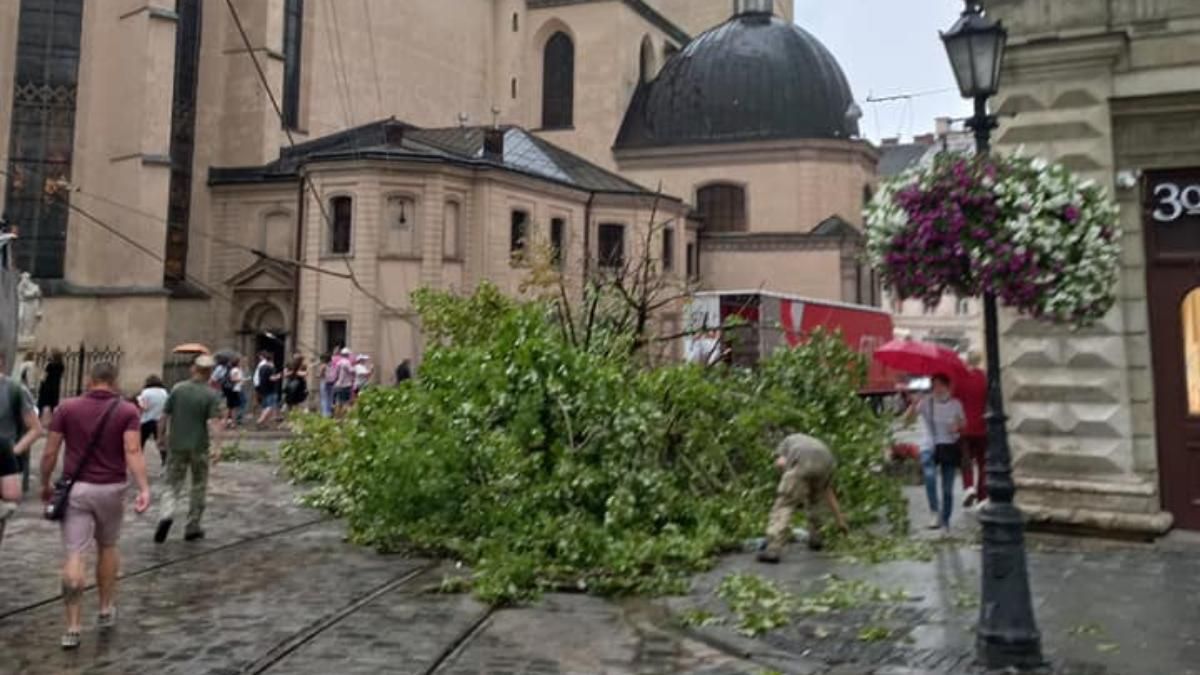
xmin=226 ymin=259 xmax=294 ymax=293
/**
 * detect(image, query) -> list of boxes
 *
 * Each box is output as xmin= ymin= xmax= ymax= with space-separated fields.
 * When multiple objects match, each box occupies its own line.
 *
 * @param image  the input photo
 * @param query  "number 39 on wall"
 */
xmin=1153 ymin=182 xmax=1200 ymax=222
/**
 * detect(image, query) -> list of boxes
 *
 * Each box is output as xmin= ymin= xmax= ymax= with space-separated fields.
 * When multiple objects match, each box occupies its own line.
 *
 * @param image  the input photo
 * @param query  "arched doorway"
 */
xmin=242 ymin=302 xmax=288 ymax=370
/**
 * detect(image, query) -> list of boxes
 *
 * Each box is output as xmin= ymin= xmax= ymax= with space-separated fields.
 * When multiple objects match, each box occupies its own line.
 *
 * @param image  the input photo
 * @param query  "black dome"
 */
xmin=615 ymin=14 xmax=860 ymax=150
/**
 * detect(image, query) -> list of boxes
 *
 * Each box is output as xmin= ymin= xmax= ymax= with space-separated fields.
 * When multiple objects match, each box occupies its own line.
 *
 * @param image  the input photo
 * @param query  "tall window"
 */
xmin=696 ymin=184 xmax=747 ymax=232
xmin=384 ymin=195 xmax=418 ymax=256
xmin=541 ymin=32 xmax=574 ymax=129
xmin=329 ymin=196 xmax=352 ymax=254
xmin=661 ymin=227 xmax=674 ymax=271
xmin=165 ymin=0 xmax=202 ymax=284
xmin=510 ymin=210 xmax=529 ymax=258
xmin=550 ymin=217 xmax=566 ymax=267
xmin=282 ymin=0 xmax=304 ymax=130
xmin=686 ymin=242 xmax=697 ymax=279
xmin=323 ymin=319 xmax=347 ymax=355
xmin=4 ymin=0 xmax=84 ymax=279
xmin=598 ymin=223 xmax=625 ymax=269
xmin=443 ymin=201 xmax=461 ymax=259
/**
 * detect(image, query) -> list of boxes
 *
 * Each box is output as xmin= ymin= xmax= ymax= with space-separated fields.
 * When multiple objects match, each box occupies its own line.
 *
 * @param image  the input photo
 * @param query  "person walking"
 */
xmin=282 ymin=354 xmax=309 ymax=413
xmin=38 ymin=349 xmax=65 ymax=425
xmin=905 ymin=373 xmax=965 ymax=532
xmin=757 ymin=433 xmax=848 ymax=563
xmin=352 ymin=354 xmax=373 ymax=401
xmin=317 ymin=353 xmax=333 ymax=417
xmin=155 ymin=355 xmax=223 ymax=544
xmin=227 ymin=357 xmax=247 ymax=428
xmin=136 ymin=375 xmax=169 ymax=466
xmin=254 ymin=352 xmax=281 ymax=428
xmin=1 ymin=369 xmax=42 ymax=546
xmin=958 ymin=352 xmax=988 ymax=508
xmin=331 ymin=348 xmax=354 ymax=417
xmin=39 ymin=362 xmax=150 ymax=649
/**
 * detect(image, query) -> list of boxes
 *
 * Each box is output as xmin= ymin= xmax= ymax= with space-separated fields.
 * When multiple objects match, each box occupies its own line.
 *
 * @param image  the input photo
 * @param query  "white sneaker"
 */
xmin=928 ymin=514 xmax=941 ymax=529
xmin=962 ymin=487 xmax=978 ymax=508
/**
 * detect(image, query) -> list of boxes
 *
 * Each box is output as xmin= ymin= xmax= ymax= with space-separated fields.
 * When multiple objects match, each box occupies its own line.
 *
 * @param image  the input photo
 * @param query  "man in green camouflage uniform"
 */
xmin=757 ymin=433 xmax=848 ymax=563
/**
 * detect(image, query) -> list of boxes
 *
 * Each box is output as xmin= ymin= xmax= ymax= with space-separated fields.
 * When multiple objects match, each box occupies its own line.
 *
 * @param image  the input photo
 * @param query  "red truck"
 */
xmin=683 ymin=290 xmax=896 ymax=395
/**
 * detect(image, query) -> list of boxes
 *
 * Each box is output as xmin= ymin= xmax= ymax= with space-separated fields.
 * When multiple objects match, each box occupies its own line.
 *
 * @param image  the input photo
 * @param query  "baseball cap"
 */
xmin=340 ymin=347 xmax=352 ymax=356
xmin=195 ymin=354 xmax=216 ymax=368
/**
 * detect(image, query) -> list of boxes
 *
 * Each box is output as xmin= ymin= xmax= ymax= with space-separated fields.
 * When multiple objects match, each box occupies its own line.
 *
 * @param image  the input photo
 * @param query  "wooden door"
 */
xmin=1145 ymin=168 xmax=1200 ymax=530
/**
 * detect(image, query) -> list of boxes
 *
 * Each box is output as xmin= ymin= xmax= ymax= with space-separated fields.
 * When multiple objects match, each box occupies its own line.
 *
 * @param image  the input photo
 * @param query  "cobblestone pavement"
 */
xmin=0 ymin=439 xmax=761 ymax=675
xmin=665 ymin=487 xmax=1200 ymax=675
xmin=4 ymin=439 xmax=1196 ymax=674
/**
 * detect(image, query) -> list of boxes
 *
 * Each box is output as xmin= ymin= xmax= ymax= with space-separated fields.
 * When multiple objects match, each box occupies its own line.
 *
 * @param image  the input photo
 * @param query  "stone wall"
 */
xmin=980 ymin=0 xmax=1200 ymax=533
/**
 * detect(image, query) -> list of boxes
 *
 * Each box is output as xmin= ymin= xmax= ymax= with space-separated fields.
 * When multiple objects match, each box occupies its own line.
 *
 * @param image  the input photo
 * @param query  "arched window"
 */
xmin=329 ymin=195 xmax=352 ymax=254
xmin=542 ymin=32 xmax=574 ymax=129
xmin=696 ymin=184 xmax=747 ymax=232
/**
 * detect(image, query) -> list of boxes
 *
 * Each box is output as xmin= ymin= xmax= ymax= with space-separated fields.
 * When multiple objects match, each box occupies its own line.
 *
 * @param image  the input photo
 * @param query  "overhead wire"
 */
xmin=222 ymin=0 xmax=405 ymax=320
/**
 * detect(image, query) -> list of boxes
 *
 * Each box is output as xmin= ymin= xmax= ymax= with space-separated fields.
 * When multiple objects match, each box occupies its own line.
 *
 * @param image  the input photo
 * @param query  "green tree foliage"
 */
xmin=283 ymin=283 xmax=902 ymax=604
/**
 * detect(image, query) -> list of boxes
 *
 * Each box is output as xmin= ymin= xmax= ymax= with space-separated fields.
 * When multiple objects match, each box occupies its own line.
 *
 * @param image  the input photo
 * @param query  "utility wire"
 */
xmin=223 ymin=0 xmax=405 ymax=319
xmin=361 ymin=0 xmax=386 ymax=120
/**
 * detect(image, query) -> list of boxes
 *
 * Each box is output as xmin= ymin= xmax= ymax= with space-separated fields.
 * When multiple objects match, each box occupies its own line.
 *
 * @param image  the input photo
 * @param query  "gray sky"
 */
xmin=793 ymin=0 xmax=974 ymax=142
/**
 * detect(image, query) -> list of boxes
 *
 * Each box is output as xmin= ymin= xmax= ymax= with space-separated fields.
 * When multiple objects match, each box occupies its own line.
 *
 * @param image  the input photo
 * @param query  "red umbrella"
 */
xmin=873 ymin=339 xmax=967 ymax=381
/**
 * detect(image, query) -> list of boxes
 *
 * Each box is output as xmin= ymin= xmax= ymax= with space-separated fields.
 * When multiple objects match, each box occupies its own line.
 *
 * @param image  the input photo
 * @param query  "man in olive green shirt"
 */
xmin=155 ymin=355 xmax=223 ymax=543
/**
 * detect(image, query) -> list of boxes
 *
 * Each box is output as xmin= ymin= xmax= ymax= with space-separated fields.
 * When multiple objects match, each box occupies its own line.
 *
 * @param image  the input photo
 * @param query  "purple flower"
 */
xmin=1064 ymin=205 xmax=1081 ymax=223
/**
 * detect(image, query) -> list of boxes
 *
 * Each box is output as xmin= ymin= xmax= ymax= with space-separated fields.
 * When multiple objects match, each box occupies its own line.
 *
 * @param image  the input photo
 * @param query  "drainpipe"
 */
xmin=291 ymin=175 xmax=306 ymax=356
xmin=583 ymin=191 xmax=596 ymax=281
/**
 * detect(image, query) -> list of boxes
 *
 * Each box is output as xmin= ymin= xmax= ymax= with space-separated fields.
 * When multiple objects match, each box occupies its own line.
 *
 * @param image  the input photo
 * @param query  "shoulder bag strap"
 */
xmin=923 ymin=398 xmax=938 ymax=445
xmin=65 ymin=398 xmax=123 ymax=483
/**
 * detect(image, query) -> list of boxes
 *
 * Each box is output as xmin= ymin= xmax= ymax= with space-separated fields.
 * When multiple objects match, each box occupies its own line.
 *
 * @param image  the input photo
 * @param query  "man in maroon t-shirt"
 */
xmin=959 ymin=352 xmax=989 ymax=508
xmin=40 ymin=362 xmax=150 ymax=650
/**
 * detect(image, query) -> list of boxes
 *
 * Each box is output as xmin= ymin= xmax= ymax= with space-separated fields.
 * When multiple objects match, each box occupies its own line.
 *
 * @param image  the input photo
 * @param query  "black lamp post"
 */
xmin=941 ymin=2 xmax=1045 ymax=670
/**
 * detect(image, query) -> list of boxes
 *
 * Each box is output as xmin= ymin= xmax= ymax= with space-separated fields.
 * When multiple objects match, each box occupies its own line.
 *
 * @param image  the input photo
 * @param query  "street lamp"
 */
xmin=941 ymin=2 xmax=1045 ymax=670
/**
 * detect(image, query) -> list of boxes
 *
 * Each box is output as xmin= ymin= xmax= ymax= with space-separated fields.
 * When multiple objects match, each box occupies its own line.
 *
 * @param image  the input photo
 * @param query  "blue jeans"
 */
xmin=319 ymin=381 xmax=333 ymax=418
xmin=920 ymin=447 xmax=957 ymax=528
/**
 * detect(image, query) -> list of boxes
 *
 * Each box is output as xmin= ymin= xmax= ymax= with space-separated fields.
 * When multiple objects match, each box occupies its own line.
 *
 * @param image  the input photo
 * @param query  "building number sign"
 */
xmin=1152 ymin=181 xmax=1200 ymax=223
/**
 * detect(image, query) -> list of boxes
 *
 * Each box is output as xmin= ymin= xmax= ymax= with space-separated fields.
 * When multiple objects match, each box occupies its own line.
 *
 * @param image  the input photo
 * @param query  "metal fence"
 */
xmin=29 ymin=344 xmax=124 ymax=397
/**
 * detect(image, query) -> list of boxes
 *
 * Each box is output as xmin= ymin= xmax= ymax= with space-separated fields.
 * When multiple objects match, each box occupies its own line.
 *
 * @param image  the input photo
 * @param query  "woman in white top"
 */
xmin=137 ymin=375 xmax=171 ymax=466
xmin=904 ymin=373 xmax=964 ymax=531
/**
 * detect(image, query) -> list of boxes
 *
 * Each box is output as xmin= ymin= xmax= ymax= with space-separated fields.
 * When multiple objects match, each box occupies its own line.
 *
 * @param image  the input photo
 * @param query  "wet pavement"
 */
xmin=1 ymin=438 xmax=1195 ymax=674
xmin=665 ymin=487 xmax=1200 ymax=675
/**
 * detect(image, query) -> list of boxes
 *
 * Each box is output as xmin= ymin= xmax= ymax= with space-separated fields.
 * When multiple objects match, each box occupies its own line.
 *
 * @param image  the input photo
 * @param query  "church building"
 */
xmin=0 ymin=0 xmax=877 ymax=389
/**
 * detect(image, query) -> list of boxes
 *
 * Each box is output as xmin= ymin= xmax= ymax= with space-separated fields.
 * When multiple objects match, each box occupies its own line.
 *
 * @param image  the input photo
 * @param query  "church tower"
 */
xmin=646 ymin=0 xmax=793 ymax=35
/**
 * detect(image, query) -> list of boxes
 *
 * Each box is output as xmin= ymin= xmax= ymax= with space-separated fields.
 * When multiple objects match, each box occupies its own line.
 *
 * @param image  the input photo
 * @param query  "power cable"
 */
xmin=361 ymin=0 xmax=386 ymax=120
xmin=223 ymin=0 xmax=405 ymax=319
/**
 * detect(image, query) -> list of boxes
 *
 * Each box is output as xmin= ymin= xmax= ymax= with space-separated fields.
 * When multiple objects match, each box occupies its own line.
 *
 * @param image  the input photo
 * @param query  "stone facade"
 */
xmin=981 ymin=0 xmax=1200 ymax=532
xmin=0 ymin=0 xmax=874 ymax=393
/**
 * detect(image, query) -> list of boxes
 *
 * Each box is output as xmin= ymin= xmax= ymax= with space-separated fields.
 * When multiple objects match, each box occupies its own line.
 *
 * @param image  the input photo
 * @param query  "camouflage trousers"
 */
xmin=764 ymin=466 xmax=830 ymax=554
xmin=159 ymin=446 xmax=210 ymax=535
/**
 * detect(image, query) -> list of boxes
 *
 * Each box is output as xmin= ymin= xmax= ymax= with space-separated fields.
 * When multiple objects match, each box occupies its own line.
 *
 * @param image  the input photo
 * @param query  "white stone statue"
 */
xmin=17 ymin=271 xmax=42 ymax=344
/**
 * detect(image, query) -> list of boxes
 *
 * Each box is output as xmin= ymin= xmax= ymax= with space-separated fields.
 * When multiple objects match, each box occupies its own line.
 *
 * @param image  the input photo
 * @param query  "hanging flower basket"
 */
xmin=864 ymin=153 xmax=1121 ymax=328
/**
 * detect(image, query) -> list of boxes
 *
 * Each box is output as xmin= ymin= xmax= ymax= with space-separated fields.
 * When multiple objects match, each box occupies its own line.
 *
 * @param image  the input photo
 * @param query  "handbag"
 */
xmin=923 ymin=398 xmax=963 ymax=466
xmin=44 ymin=398 xmax=122 ymax=521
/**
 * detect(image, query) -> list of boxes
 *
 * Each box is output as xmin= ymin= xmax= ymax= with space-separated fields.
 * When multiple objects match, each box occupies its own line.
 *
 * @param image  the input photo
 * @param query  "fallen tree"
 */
xmin=283 ymin=283 xmax=902 ymax=604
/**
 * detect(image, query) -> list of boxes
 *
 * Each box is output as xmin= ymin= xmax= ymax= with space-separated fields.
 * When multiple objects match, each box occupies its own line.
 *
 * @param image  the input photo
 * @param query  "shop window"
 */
xmin=542 ymin=32 xmax=574 ymax=128
xmin=697 ymin=183 xmax=747 ymax=232
xmin=1183 ymin=288 xmax=1200 ymax=415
